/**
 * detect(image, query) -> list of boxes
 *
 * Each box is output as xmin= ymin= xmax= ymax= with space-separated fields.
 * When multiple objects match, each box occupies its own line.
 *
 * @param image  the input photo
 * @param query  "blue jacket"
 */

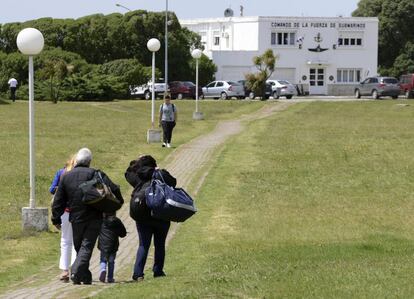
xmin=49 ymin=168 xmax=65 ymax=194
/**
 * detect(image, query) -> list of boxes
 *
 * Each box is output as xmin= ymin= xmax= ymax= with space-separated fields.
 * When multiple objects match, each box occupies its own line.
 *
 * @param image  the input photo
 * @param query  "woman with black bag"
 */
xmin=125 ymin=155 xmax=176 ymax=281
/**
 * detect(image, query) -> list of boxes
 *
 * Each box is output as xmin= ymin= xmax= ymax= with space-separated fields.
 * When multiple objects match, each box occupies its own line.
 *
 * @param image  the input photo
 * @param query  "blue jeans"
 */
xmin=133 ymin=221 xmax=170 ymax=278
xmin=100 ymin=252 xmax=116 ymax=281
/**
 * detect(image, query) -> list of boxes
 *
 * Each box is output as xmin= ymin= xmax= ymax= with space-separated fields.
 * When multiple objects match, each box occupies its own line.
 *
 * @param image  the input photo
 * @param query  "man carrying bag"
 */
xmin=52 ymin=148 xmax=124 ymax=285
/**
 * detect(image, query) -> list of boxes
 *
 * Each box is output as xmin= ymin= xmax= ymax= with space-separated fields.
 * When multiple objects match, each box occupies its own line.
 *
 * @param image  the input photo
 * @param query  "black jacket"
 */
xmin=98 ymin=215 xmax=127 ymax=255
xmin=125 ymin=163 xmax=176 ymax=224
xmin=52 ymin=166 xmax=124 ymax=225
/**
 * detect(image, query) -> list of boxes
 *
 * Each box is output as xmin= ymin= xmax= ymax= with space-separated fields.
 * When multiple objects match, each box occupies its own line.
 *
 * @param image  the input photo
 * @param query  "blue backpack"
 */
xmin=145 ymin=170 xmax=197 ymax=222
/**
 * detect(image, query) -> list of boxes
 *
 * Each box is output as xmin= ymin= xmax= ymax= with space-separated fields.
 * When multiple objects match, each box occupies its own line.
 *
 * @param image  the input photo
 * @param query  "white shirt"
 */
xmin=8 ymin=78 xmax=18 ymax=88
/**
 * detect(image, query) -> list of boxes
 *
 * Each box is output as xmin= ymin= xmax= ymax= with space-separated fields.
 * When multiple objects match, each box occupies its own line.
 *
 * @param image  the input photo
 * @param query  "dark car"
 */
xmin=169 ymin=81 xmax=202 ymax=99
xmin=238 ymin=80 xmax=272 ymax=99
xmin=354 ymin=76 xmax=400 ymax=99
xmin=400 ymin=74 xmax=414 ymax=99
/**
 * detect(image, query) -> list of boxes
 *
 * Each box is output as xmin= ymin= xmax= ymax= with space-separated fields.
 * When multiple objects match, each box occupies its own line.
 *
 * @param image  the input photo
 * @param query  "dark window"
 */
xmin=207 ymin=82 xmax=216 ymax=88
xmin=356 ymin=38 xmax=362 ymax=45
xmin=216 ymin=81 xmax=224 ymax=87
xmin=214 ymin=36 xmax=220 ymax=46
xmin=350 ymin=38 xmax=355 ymax=45
xmin=338 ymin=38 xmax=343 ymax=45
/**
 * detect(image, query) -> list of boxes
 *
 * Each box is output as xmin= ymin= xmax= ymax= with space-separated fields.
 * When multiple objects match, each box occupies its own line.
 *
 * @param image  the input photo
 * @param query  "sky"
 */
xmin=0 ymin=0 xmax=360 ymax=24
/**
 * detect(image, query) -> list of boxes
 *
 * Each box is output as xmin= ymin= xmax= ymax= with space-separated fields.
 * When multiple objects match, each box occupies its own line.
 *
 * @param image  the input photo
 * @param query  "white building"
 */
xmin=180 ymin=15 xmax=379 ymax=95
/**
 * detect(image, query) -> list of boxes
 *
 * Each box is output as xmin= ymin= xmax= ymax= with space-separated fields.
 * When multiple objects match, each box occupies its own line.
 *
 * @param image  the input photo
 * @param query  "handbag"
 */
xmin=145 ymin=170 xmax=197 ymax=222
xmin=79 ymin=170 xmax=122 ymax=213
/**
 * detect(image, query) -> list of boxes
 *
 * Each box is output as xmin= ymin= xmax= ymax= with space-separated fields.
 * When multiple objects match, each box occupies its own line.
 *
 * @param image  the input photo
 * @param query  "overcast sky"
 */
xmin=1 ymin=0 xmax=360 ymax=24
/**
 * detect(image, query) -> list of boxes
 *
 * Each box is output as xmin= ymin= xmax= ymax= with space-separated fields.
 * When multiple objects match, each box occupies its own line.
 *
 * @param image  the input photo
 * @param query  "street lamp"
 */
xmin=191 ymin=49 xmax=204 ymax=120
xmin=115 ymin=3 xmax=131 ymax=11
xmin=164 ymin=0 xmax=170 ymax=97
xmin=146 ymin=38 xmax=162 ymax=143
xmin=17 ymin=28 xmax=48 ymax=231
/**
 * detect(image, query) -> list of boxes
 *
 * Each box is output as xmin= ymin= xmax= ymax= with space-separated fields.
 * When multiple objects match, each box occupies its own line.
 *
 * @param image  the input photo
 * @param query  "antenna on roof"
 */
xmin=240 ymin=5 xmax=244 ymax=17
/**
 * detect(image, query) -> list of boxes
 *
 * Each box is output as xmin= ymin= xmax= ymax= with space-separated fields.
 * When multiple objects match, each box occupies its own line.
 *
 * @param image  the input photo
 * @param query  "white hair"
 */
xmin=75 ymin=147 xmax=92 ymax=166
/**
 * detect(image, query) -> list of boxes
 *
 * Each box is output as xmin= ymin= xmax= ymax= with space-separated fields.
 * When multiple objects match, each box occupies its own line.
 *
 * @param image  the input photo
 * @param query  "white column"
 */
xmin=195 ymin=58 xmax=199 ymax=112
xmin=28 ymin=55 xmax=35 ymax=208
xmin=151 ymin=52 xmax=155 ymax=128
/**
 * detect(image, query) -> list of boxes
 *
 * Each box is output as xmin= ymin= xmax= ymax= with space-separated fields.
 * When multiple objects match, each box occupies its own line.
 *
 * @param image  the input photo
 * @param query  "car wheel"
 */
xmin=249 ymin=91 xmax=255 ymax=99
xmin=273 ymin=91 xmax=280 ymax=99
xmin=286 ymin=95 xmax=293 ymax=99
xmin=372 ymin=90 xmax=379 ymax=99
xmin=355 ymin=89 xmax=361 ymax=99
xmin=144 ymin=91 xmax=150 ymax=100
xmin=392 ymin=95 xmax=398 ymax=99
xmin=220 ymin=92 xmax=228 ymax=100
xmin=177 ymin=93 xmax=183 ymax=100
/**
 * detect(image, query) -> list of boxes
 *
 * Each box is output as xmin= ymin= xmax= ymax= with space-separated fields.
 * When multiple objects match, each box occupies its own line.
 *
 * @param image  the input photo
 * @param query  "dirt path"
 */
xmin=0 ymin=101 xmax=294 ymax=299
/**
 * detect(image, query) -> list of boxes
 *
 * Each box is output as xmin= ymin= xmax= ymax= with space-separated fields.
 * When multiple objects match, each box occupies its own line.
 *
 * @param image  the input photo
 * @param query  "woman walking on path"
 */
xmin=125 ymin=155 xmax=176 ymax=281
xmin=49 ymin=155 xmax=77 ymax=282
xmin=159 ymin=95 xmax=177 ymax=148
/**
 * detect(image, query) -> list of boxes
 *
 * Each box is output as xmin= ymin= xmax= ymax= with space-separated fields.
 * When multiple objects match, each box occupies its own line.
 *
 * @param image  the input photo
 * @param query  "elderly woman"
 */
xmin=125 ymin=155 xmax=176 ymax=281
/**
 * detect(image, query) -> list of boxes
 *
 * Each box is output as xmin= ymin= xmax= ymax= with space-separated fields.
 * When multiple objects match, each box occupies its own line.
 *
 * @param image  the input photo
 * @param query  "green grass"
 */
xmin=0 ymin=99 xmax=265 ymax=293
xmin=96 ymin=100 xmax=414 ymax=298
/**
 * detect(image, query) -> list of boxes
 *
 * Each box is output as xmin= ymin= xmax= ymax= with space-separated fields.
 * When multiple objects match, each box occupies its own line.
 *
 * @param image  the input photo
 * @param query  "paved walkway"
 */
xmin=0 ymin=101 xmax=294 ymax=299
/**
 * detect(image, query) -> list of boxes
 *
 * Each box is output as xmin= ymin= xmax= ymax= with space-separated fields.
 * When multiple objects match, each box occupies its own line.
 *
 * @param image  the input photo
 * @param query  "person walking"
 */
xmin=125 ymin=155 xmax=176 ymax=281
xmin=8 ymin=77 xmax=18 ymax=102
xmin=159 ymin=95 xmax=177 ymax=148
xmin=49 ymin=155 xmax=77 ymax=282
xmin=52 ymin=148 xmax=124 ymax=285
xmin=98 ymin=212 xmax=127 ymax=283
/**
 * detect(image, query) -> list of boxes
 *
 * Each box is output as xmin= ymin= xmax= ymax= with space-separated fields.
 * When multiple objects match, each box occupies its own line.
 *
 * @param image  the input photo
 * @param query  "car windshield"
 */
xmin=278 ymin=80 xmax=290 ymax=85
xmin=383 ymin=78 xmax=398 ymax=84
xmin=183 ymin=81 xmax=195 ymax=87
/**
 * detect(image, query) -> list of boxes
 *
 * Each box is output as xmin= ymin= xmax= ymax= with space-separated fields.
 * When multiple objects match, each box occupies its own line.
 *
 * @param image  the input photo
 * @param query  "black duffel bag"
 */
xmin=79 ymin=170 xmax=122 ymax=213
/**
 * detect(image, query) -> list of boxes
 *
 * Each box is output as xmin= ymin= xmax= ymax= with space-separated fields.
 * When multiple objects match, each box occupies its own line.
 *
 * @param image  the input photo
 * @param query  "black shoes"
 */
xmin=154 ymin=271 xmax=166 ymax=278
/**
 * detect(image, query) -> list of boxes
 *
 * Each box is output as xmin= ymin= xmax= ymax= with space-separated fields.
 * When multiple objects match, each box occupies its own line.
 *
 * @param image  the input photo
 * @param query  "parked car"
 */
xmin=238 ymin=80 xmax=272 ymax=99
xmin=354 ymin=76 xmax=400 ymax=99
xmin=266 ymin=80 xmax=295 ymax=99
xmin=399 ymin=74 xmax=414 ymax=99
xmin=130 ymin=80 xmax=166 ymax=99
xmin=169 ymin=81 xmax=202 ymax=99
xmin=201 ymin=81 xmax=245 ymax=99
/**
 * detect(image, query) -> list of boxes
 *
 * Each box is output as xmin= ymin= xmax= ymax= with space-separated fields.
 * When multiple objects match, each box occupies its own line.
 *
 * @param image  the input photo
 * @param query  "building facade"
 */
xmin=180 ymin=16 xmax=379 ymax=95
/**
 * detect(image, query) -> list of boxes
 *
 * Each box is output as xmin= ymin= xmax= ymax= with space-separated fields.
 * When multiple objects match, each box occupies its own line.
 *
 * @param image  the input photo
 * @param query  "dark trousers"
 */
xmin=100 ymin=251 xmax=116 ymax=281
xmin=10 ymin=87 xmax=16 ymax=102
xmin=133 ymin=221 xmax=170 ymax=278
xmin=71 ymin=218 xmax=102 ymax=283
xmin=161 ymin=121 xmax=176 ymax=143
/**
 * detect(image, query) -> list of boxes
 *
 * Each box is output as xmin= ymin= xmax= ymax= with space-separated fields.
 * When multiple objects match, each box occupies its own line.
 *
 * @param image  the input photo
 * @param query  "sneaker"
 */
xmin=166 ymin=143 xmax=171 ymax=148
xmin=99 ymin=270 xmax=106 ymax=283
xmin=132 ymin=275 xmax=144 ymax=282
xmin=162 ymin=143 xmax=167 ymax=147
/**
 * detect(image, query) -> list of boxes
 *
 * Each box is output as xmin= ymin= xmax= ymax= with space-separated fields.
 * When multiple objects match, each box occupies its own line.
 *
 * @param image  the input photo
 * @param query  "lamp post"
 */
xmin=165 ymin=0 xmax=169 ymax=97
xmin=191 ymin=49 xmax=204 ymax=120
xmin=146 ymin=38 xmax=162 ymax=143
xmin=17 ymin=28 xmax=48 ymax=231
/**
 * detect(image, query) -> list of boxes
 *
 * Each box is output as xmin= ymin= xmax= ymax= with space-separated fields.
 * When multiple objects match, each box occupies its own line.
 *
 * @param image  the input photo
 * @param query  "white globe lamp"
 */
xmin=147 ymin=38 xmax=161 ymax=52
xmin=17 ymin=28 xmax=44 ymax=55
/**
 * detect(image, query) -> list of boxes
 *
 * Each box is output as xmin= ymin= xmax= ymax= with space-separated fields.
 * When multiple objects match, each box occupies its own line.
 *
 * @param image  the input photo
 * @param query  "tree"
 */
xmin=37 ymin=58 xmax=68 ymax=103
xmin=353 ymin=0 xmax=414 ymax=76
xmin=245 ymin=49 xmax=277 ymax=100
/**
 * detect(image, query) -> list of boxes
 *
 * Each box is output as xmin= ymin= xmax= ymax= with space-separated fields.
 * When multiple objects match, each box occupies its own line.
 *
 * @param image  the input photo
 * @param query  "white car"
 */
xmin=266 ymin=79 xmax=296 ymax=99
xmin=202 ymin=81 xmax=245 ymax=99
xmin=130 ymin=81 xmax=167 ymax=100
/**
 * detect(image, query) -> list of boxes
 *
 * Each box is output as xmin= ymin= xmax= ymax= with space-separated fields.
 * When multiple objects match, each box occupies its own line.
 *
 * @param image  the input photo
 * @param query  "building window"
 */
xmin=338 ymin=37 xmax=363 ymax=47
xmin=214 ymin=36 xmax=220 ymax=46
xmin=337 ymin=69 xmax=362 ymax=83
xmin=271 ymin=32 xmax=296 ymax=46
